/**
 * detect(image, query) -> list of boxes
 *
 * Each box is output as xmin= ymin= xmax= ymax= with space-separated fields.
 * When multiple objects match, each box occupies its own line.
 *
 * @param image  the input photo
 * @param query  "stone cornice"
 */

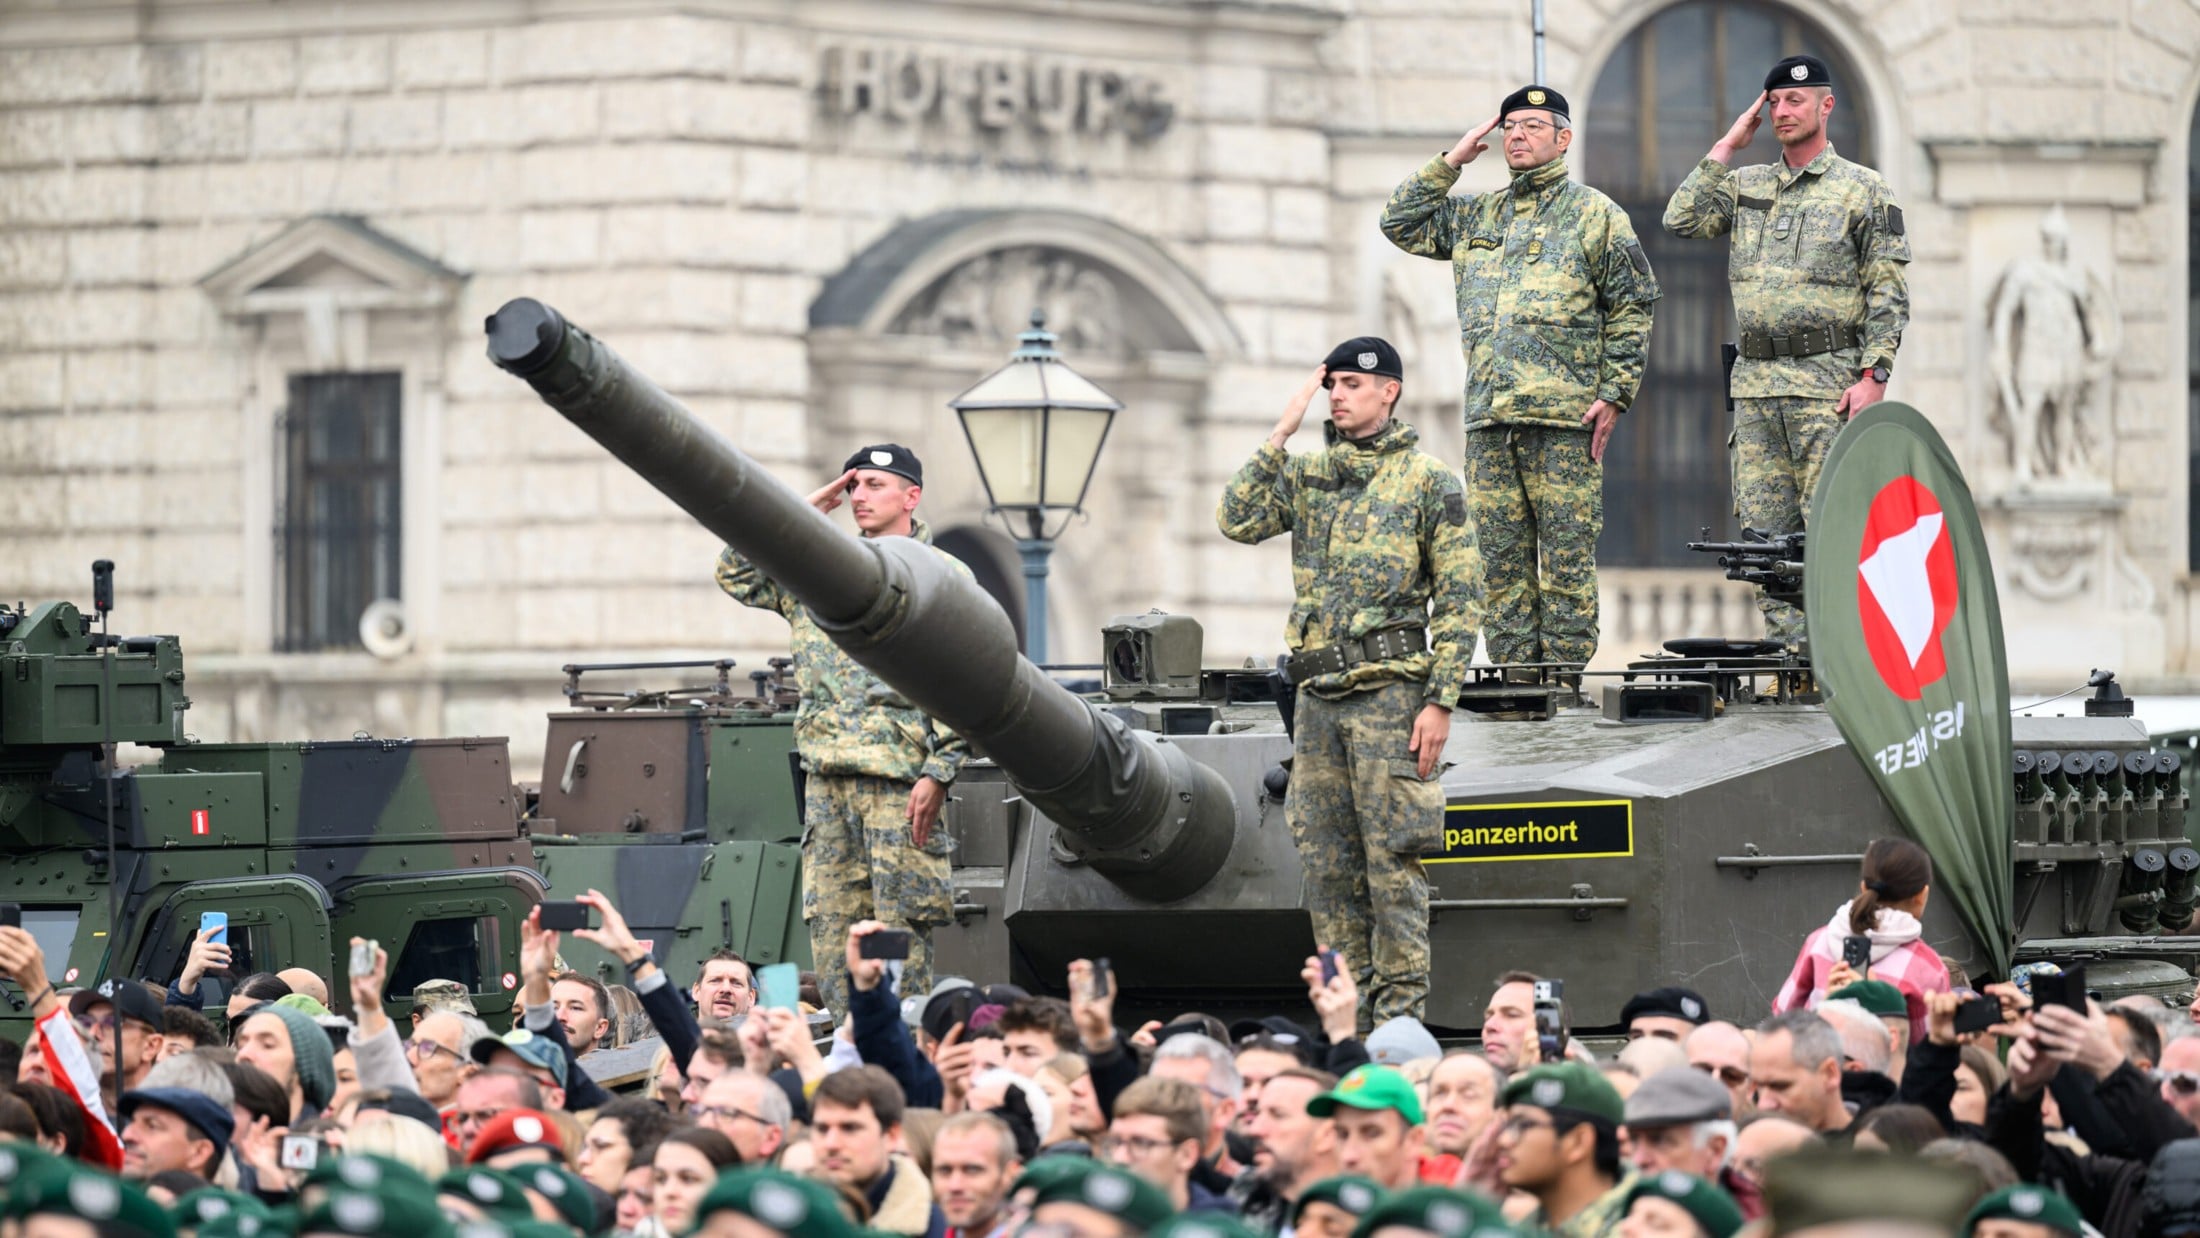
xmin=1923 ymin=138 xmax=2161 ymax=207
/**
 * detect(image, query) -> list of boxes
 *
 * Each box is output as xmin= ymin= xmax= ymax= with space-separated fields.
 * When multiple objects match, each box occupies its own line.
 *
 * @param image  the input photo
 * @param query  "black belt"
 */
xmin=1279 ymin=628 xmax=1427 ymax=685
xmin=1739 ymin=323 xmax=1862 ymax=360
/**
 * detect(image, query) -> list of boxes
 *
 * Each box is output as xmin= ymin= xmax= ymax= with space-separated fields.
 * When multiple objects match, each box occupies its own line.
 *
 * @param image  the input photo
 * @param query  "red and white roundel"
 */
xmin=1855 ymin=476 xmax=1959 ymax=701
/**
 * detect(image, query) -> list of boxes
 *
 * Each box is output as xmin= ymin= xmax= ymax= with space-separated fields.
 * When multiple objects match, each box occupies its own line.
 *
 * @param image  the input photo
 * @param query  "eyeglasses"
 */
xmin=690 ymin=1104 xmax=767 ymax=1126
xmin=1499 ymin=120 xmax=1554 ymax=135
xmin=1693 ymin=1062 xmax=1751 ymax=1087
xmin=407 ymin=1039 xmax=459 ymax=1062
xmin=451 ymin=1108 xmax=507 ymax=1129
xmin=1497 ymin=1114 xmax=1554 ymax=1138
xmin=2165 ymin=1070 xmax=2200 ymax=1095
xmin=1099 ymin=1134 xmax=1182 ymax=1158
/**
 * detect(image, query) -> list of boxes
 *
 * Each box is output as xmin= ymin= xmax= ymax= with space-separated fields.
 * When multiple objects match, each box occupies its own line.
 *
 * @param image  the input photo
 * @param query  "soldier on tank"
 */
xmin=1380 ymin=85 xmax=1660 ymax=673
xmin=1663 ymin=56 xmax=1911 ymax=646
xmin=716 ymin=444 xmax=969 ymax=1015
xmin=1217 ymin=339 xmax=1481 ymax=1026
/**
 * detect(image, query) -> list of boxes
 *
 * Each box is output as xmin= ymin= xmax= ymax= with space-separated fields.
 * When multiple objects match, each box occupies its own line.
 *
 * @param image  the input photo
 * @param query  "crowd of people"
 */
xmin=5 ymin=844 xmax=2200 ymax=1238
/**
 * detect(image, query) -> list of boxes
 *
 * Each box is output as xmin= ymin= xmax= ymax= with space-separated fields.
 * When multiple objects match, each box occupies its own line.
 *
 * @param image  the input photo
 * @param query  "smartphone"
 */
xmin=536 ymin=901 xmax=591 ymax=932
xmin=1086 ymin=957 xmax=1112 ymax=1002
xmin=858 ymin=929 xmax=913 ymax=960
xmin=1842 ymin=935 xmax=1872 ymax=970
xmin=0 ymin=904 xmax=19 ymax=930
xmin=1532 ymin=978 xmax=1565 ymax=1059
xmin=348 ymin=939 xmax=379 ymax=977
xmin=758 ymin=962 xmax=801 ymax=1012
xmin=1953 ymin=996 xmax=2001 ymax=1035
xmin=1318 ymin=948 xmax=1341 ymax=985
xmin=198 ymin=911 xmax=226 ymax=947
xmin=278 ymin=1135 xmax=321 ymax=1171
xmin=2034 ymin=966 xmax=2090 ymax=1012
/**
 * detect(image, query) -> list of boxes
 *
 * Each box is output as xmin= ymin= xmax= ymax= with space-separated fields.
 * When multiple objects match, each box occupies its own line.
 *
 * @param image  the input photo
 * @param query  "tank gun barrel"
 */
xmin=483 ymin=298 xmax=1236 ymax=900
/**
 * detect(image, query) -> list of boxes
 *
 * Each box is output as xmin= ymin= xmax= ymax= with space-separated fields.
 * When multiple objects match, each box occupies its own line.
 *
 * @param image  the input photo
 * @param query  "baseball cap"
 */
xmin=72 ymin=979 xmax=166 ymax=1029
xmin=469 ymin=1029 xmax=569 ymax=1090
xmin=1307 ymin=1065 xmax=1426 ymax=1125
xmin=1500 ymin=1062 xmax=1625 ymax=1125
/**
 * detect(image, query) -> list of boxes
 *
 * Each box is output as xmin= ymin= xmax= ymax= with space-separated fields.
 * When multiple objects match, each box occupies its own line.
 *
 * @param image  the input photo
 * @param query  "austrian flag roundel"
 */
xmin=1855 ymin=476 xmax=1958 ymax=701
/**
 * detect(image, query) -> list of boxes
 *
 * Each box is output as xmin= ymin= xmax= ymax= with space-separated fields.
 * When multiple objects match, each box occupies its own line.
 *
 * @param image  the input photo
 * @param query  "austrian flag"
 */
xmin=1855 ymin=476 xmax=1959 ymax=702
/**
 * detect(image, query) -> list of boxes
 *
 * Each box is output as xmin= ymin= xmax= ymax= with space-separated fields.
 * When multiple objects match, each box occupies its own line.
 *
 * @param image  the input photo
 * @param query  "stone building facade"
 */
xmin=4 ymin=0 xmax=2197 ymax=768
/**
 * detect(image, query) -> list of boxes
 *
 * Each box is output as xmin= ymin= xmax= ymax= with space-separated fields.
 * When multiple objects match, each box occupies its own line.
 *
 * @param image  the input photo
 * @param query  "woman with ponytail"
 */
xmin=1771 ymin=838 xmax=1951 ymax=1039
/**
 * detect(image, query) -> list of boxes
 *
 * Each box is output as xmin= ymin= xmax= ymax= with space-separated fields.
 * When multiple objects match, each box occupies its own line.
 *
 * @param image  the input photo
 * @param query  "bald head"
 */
xmin=277 ymin=969 xmax=329 ymax=1007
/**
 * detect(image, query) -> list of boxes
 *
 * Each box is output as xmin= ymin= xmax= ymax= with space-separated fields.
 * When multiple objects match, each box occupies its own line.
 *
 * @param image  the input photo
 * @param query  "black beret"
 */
xmin=1620 ymin=986 xmax=1710 ymax=1028
xmin=1321 ymin=337 xmax=1402 ymax=386
xmin=1499 ymin=84 xmax=1568 ymax=121
xmin=842 ymin=443 xmax=922 ymax=486
xmin=1764 ymin=55 xmax=1831 ymax=92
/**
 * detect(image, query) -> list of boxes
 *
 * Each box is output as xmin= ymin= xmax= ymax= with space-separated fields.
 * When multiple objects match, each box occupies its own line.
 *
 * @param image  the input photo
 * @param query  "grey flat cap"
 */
xmin=1625 ymin=1066 xmax=1733 ymax=1127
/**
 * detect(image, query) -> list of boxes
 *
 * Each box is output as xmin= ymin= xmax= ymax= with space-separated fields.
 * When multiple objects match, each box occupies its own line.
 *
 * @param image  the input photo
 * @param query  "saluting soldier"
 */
xmin=1217 ymin=339 xmax=1481 ymax=1025
xmin=1380 ymin=86 xmax=1660 ymax=673
xmin=716 ymin=444 xmax=969 ymax=1015
xmin=1663 ymin=55 xmax=1911 ymax=645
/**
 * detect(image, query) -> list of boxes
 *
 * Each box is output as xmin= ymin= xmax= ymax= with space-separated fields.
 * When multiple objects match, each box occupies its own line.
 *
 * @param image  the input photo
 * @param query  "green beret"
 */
xmin=1307 ymin=1065 xmax=1426 ymax=1126
xmin=1827 ymin=980 xmax=1908 ymax=1019
xmin=197 ymin=1206 xmax=287 ymax=1238
xmin=6 ymin=1165 xmax=178 ymax=1238
xmin=512 ymin=1164 xmax=598 ymax=1234
xmin=1764 ymin=1149 xmax=1975 ymax=1235
xmin=694 ymin=1169 xmax=858 ymax=1238
xmin=1624 ymin=1171 xmax=1746 ymax=1238
xmin=171 ymin=1191 xmax=272 ymax=1233
xmin=437 ymin=1168 xmax=538 ymax=1226
xmin=1964 ymin=1185 xmax=2085 ymax=1237
xmin=0 ymin=1142 xmax=70 ymax=1197
xmin=1293 ymin=1176 xmax=1387 ymax=1224
xmin=300 ymin=1189 xmax=456 ymax=1238
xmin=1499 ymin=1062 xmax=1624 ymax=1125
xmin=504 ymin=1224 xmax=575 ymax=1238
xmin=1148 ymin=1216 xmax=1266 ymax=1238
xmin=1010 ymin=1157 xmax=1099 ymax=1199
xmin=305 ymin=1156 xmax=436 ymax=1204
xmin=1349 ymin=1187 xmax=1516 ymax=1238
xmin=1028 ymin=1163 xmax=1174 ymax=1233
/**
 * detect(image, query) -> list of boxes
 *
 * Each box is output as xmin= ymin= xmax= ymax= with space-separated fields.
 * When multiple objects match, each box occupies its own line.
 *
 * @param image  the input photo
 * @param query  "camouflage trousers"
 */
xmin=1731 ymin=396 xmax=1845 ymax=644
xmin=1286 ymin=679 xmax=1438 ymax=1027
xmin=803 ymin=773 xmax=952 ymax=1017
xmin=1464 ymin=425 xmax=1601 ymax=666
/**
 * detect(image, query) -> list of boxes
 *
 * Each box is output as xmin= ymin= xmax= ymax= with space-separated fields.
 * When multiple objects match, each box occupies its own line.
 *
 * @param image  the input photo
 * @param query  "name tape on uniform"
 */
xmin=1428 ymin=799 xmax=1634 ymax=864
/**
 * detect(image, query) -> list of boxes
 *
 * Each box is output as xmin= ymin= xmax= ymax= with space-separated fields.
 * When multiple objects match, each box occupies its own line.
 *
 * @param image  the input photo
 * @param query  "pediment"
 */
xmin=201 ymin=215 xmax=463 ymax=316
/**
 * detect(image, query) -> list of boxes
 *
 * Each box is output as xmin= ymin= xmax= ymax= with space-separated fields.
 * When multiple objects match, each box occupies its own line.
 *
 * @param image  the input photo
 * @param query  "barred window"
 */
xmin=276 ymin=372 xmax=402 ymax=651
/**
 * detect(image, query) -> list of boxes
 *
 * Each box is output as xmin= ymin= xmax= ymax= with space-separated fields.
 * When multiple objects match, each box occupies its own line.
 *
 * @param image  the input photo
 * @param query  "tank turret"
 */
xmin=484 ymin=298 xmax=1238 ymax=902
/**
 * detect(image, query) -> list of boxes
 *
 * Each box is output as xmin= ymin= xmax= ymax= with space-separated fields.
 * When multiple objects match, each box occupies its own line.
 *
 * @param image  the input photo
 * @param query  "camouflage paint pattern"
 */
xmin=715 ymin=518 xmax=971 ymax=787
xmin=1216 ymin=419 xmax=1482 ymax=705
xmin=1527 ymin=1172 xmax=1639 ymax=1238
xmin=1662 ymin=147 xmax=1911 ymax=398
xmin=1285 ymin=679 xmax=1438 ymax=1027
xmin=802 ymin=773 xmax=951 ymax=1015
xmin=1379 ymin=155 xmax=1661 ymax=430
xmin=1464 ymin=425 xmax=1602 ymax=666
xmin=1731 ymin=394 xmax=1847 ymax=643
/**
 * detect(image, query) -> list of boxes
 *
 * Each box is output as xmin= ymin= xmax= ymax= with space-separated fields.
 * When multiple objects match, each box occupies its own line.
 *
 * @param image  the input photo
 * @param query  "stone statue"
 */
xmin=896 ymin=246 xmax=1129 ymax=355
xmin=1987 ymin=204 xmax=2120 ymax=486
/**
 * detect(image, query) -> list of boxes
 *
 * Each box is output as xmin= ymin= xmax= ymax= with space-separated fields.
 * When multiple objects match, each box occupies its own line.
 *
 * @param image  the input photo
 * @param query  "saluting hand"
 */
xmin=1712 ymin=93 xmax=1767 ymax=162
xmin=1446 ymin=116 xmax=1500 ymax=169
xmin=1581 ymin=400 xmax=1621 ymax=463
xmin=1268 ymin=367 xmax=1328 ymax=449
xmin=806 ymin=469 xmax=858 ymax=515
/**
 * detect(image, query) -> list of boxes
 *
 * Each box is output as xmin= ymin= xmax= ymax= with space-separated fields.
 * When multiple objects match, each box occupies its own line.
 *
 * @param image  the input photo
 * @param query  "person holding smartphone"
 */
xmin=1771 ymin=837 xmax=1950 ymax=1038
xmin=716 ymin=443 xmax=970 ymax=1017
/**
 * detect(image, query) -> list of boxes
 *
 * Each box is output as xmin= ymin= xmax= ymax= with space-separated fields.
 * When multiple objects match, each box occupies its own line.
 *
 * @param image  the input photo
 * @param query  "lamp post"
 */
xmin=949 ymin=310 xmax=1122 ymax=665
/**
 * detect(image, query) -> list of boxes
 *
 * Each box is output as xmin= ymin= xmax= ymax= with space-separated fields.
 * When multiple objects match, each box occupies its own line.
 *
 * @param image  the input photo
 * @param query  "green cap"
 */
xmin=301 ymin=1189 xmax=457 ymax=1238
xmin=171 ymin=1190 xmax=272 ymax=1233
xmin=1292 ymin=1176 xmax=1387 ymax=1224
xmin=1827 ymin=980 xmax=1908 ymax=1019
xmin=1147 ymin=1216 xmax=1266 ymax=1238
xmin=197 ymin=1206 xmax=284 ymax=1238
xmin=305 ymin=1155 xmax=436 ymax=1203
xmin=1624 ymin=1171 xmax=1746 ymax=1238
xmin=695 ymin=1169 xmax=858 ymax=1238
xmin=437 ymin=1168 xmax=538 ymax=1226
xmin=0 ymin=1143 xmax=70 ymax=1196
xmin=1307 ymin=1064 xmax=1426 ymax=1125
xmin=1010 ymin=1156 xmax=1099 ymax=1199
xmin=1498 ymin=1062 xmax=1624 ymax=1125
xmin=1764 ymin=1149 xmax=1975 ymax=1235
xmin=5 ymin=1165 xmax=178 ymax=1238
xmin=504 ymin=1224 xmax=574 ymax=1238
xmin=1028 ymin=1163 xmax=1174 ymax=1234
xmin=511 ymin=1164 xmax=597 ymax=1234
xmin=1964 ymin=1185 xmax=2085 ymax=1237
xmin=1348 ymin=1187 xmax=1517 ymax=1238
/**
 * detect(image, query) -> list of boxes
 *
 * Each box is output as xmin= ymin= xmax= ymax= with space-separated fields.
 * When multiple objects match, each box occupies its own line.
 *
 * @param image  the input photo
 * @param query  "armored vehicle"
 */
xmin=490 ymin=295 xmax=2200 ymax=1033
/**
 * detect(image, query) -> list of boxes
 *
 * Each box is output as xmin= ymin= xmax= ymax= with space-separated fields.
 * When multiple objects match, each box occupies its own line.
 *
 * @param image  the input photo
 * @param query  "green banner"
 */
xmin=1805 ymin=403 xmax=2014 ymax=978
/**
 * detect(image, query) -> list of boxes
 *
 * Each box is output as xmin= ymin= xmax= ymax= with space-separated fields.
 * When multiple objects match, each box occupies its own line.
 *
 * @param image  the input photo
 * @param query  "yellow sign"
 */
xmin=1428 ymin=799 xmax=1634 ymax=864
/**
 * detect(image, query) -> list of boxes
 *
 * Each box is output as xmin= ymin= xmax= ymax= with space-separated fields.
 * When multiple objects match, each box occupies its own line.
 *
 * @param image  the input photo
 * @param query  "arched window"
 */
xmin=1586 ymin=1 xmax=1871 ymax=566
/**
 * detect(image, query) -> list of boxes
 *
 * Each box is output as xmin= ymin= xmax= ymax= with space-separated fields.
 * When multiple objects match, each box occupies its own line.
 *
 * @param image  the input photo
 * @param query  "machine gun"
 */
xmin=1687 ymin=527 xmax=1806 ymax=608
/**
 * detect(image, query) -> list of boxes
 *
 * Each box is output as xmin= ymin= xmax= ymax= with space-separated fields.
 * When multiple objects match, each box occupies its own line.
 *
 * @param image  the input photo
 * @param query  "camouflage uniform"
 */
xmin=715 ymin=518 xmax=970 ymax=1014
xmin=1217 ymin=418 xmax=1481 ymax=1024
xmin=1381 ymin=155 xmax=1660 ymax=666
xmin=1526 ymin=1173 xmax=1638 ymax=1238
xmin=1663 ymin=145 xmax=1911 ymax=641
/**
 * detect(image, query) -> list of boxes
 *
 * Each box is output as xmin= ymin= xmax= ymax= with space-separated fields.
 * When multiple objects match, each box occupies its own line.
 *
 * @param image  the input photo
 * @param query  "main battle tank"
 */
xmin=488 ymin=297 xmax=2200 ymax=1031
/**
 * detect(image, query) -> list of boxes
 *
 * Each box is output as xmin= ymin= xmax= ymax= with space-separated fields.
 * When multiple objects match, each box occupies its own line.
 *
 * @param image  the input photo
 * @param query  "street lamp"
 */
xmin=950 ymin=309 xmax=1122 ymax=665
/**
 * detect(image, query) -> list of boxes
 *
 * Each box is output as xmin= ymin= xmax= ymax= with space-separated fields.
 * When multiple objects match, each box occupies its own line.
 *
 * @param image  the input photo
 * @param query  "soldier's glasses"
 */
xmin=1500 ymin=120 xmax=1554 ymax=136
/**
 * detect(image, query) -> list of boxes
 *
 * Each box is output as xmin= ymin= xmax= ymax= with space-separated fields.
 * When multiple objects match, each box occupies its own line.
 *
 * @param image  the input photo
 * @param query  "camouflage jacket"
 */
xmin=715 ymin=518 xmax=970 ymax=786
xmin=1526 ymin=1172 xmax=1637 ymax=1238
xmin=1662 ymin=146 xmax=1911 ymax=398
xmin=1216 ymin=418 xmax=1482 ymax=704
xmin=1380 ymin=155 xmax=1661 ymax=431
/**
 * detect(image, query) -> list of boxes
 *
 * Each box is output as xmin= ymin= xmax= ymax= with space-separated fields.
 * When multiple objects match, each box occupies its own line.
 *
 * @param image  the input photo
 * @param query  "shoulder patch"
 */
xmin=1625 ymin=240 xmax=1650 ymax=275
xmin=1467 ymin=236 xmax=1500 ymax=250
xmin=1883 ymin=203 xmax=1904 ymax=236
xmin=1443 ymin=491 xmax=1468 ymax=527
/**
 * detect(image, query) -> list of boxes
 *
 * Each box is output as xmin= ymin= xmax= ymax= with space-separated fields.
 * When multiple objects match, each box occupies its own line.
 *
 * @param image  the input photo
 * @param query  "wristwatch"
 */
xmin=1865 ymin=364 xmax=1891 ymax=384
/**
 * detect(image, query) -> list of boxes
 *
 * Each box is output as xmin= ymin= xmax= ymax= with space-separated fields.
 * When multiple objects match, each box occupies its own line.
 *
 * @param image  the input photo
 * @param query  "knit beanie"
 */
xmin=248 ymin=1003 xmax=336 ymax=1109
